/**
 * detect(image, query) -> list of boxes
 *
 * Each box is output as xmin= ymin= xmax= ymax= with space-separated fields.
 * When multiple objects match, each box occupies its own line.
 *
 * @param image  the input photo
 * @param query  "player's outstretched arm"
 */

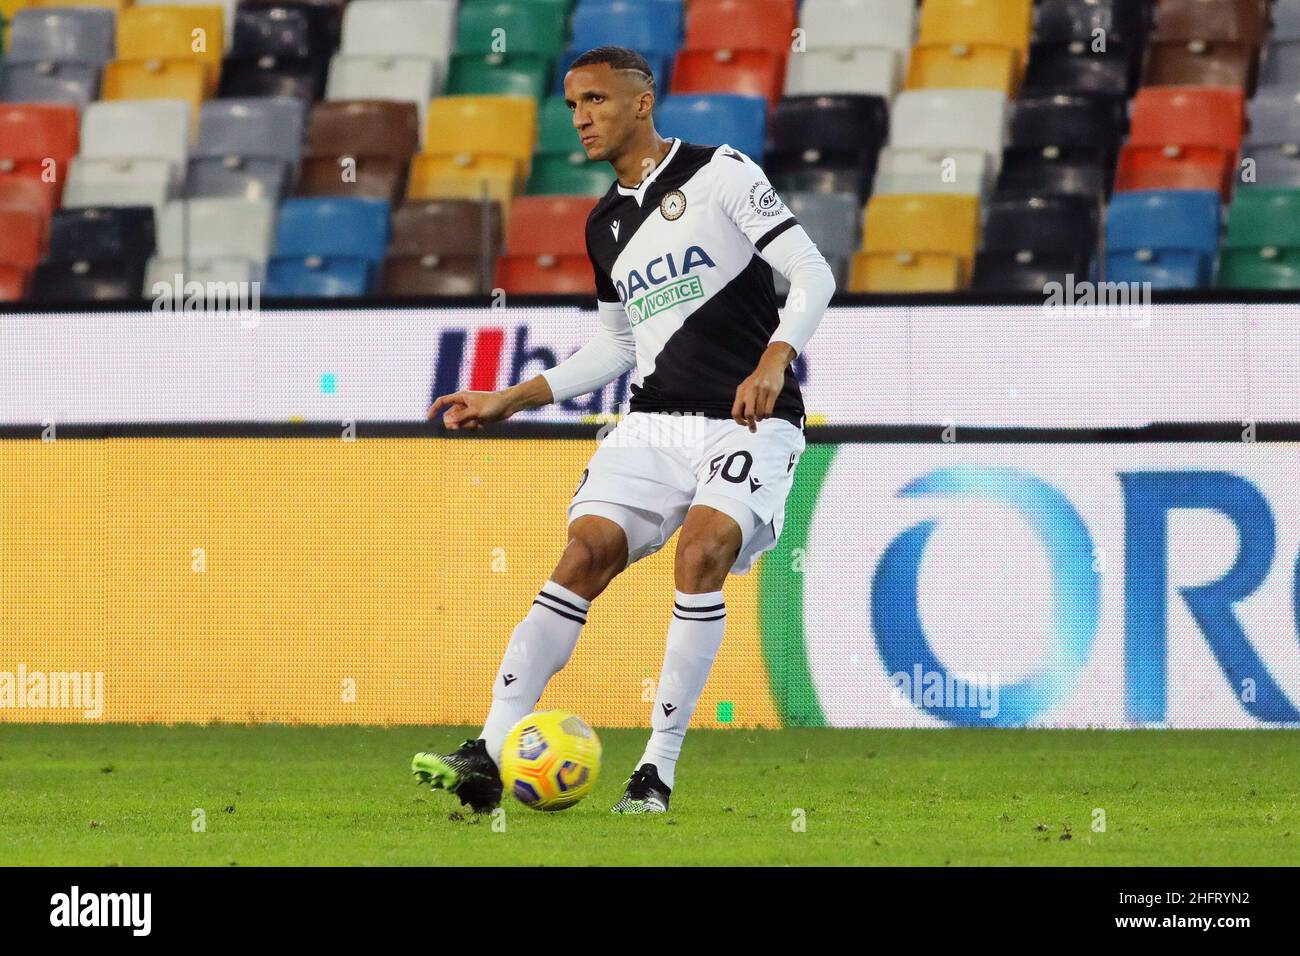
xmin=427 ymin=375 xmax=555 ymax=430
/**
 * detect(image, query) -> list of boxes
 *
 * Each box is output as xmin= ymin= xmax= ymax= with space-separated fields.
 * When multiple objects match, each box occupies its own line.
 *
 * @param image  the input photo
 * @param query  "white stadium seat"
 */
xmin=339 ymin=0 xmax=457 ymax=60
xmin=887 ymin=90 xmax=1010 ymax=171
xmin=62 ymin=158 xmax=177 ymax=218
xmin=326 ymin=55 xmax=441 ymax=142
xmin=799 ymin=0 xmax=917 ymax=61
xmin=785 ymin=47 xmax=900 ymax=99
xmin=158 ymin=198 xmax=277 ymax=262
xmin=79 ymin=100 xmax=192 ymax=182
xmin=872 ymin=147 xmax=992 ymax=197
xmin=144 ymin=256 xmax=263 ymax=295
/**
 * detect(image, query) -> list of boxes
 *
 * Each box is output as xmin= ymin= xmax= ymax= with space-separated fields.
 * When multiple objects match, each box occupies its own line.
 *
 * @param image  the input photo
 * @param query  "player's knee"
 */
xmin=674 ymin=535 xmax=736 ymax=589
xmin=557 ymin=519 xmax=627 ymax=592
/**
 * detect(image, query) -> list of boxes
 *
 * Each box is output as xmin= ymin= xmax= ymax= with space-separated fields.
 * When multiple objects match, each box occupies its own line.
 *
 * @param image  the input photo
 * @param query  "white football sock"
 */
xmin=637 ymin=589 xmax=727 ymax=791
xmin=480 ymin=580 xmax=591 ymax=765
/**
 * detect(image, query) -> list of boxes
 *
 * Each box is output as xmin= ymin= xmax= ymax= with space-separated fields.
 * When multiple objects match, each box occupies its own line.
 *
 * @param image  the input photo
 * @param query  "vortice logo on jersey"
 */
xmin=617 ymin=245 xmax=716 ymax=326
xmin=749 ymin=181 xmax=785 ymax=218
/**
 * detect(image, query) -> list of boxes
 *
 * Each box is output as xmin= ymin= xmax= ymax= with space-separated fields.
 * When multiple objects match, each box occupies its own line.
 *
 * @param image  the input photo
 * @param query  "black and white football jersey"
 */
xmin=585 ymin=138 xmax=807 ymax=428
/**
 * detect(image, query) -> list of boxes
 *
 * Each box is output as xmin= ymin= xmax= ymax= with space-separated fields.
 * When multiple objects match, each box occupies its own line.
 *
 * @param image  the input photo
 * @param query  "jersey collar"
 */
xmin=614 ymin=137 xmax=682 ymax=206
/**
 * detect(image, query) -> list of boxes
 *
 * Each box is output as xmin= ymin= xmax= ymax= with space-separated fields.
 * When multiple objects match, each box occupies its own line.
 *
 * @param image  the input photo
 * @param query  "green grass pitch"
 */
xmin=0 ymin=725 xmax=1296 ymax=866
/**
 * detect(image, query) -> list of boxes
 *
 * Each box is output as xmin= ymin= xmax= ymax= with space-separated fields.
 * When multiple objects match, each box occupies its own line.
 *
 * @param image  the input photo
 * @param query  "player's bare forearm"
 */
xmin=427 ymin=375 xmax=555 ymax=429
xmin=502 ymin=374 xmax=556 ymax=416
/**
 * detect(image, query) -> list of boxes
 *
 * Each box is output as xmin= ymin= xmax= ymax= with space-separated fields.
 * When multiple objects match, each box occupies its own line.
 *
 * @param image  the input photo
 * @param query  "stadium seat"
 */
xmin=382 ymin=252 xmax=490 ymax=295
xmin=408 ymin=162 xmax=517 ymax=216
xmin=860 ymin=193 xmax=980 ymax=286
xmin=785 ymin=48 xmax=900 ymax=99
xmin=0 ymin=208 xmax=47 ymax=271
xmin=325 ymin=56 xmax=440 ymax=136
xmin=1021 ymin=42 xmax=1134 ymax=105
xmin=0 ymin=264 xmax=29 ymax=301
xmin=0 ymin=62 xmax=101 ymax=108
xmin=970 ymin=250 xmax=1090 ymax=292
xmin=526 ymin=154 xmax=615 ymax=195
xmin=100 ymin=60 xmax=207 ymax=119
xmin=389 ymin=198 xmax=503 ymax=257
xmin=1114 ymin=87 xmax=1244 ymax=199
xmin=447 ymin=52 xmax=551 ymax=98
xmin=79 ymin=100 xmax=191 ymax=183
xmin=784 ymin=191 xmax=859 ymax=260
xmin=1033 ymin=0 xmax=1148 ymax=47
xmin=537 ymin=95 xmax=584 ymax=156
xmin=1259 ymin=42 xmax=1300 ymax=89
xmin=1151 ymin=0 xmax=1269 ymax=44
xmin=1216 ymin=248 xmax=1300 ymax=287
xmin=297 ymin=156 xmax=407 ymax=201
xmin=47 ymin=206 xmax=156 ymax=262
xmin=116 ymin=5 xmax=225 ymax=96
xmin=1143 ymin=41 xmax=1257 ymax=90
xmin=798 ymin=0 xmax=918 ymax=62
xmin=0 ymin=176 xmax=57 ymax=219
xmin=918 ymin=0 xmax=1034 ymax=57
xmin=29 ymin=0 xmax=130 ymax=10
xmin=274 ymin=196 xmax=389 ymax=262
xmin=980 ymin=193 xmax=1099 ymax=261
xmin=1009 ymin=94 xmax=1125 ymax=162
xmin=421 ymin=95 xmax=538 ymax=182
xmin=872 ymin=148 xmax=992 ymax=197
xmin=1276 ymin=0 xmax=1300 ymax=41
xmin=1104 ymin=189 xmax=1221 ymax=288
xmin=455 ymin=0 xmax=563 ymax=57
xmin=905 ymin=44 xmax=1019 ymax=94
xmin=1244 ymin=89 xmax=1300 ymax=186
xmin=768 ymin=94 xmax=888 ymax=200
xmin=231 ymin=1 xmax=340 ymax=61
xmin=30 ymin=258 xmax=148 ymax=301
xmin=62 ymin=158 xmax=178 ymax=217
xmin=194 ymin=97 xmax=305 ymax=166
xmin=158 ymin=198 xmax=277 ymax=261
xmin=264 ymin=255 xmax=374 ymax=295
xmin=341 ymin=0 xmax=454 ymax=55
xmin=144 ymin=255 xmax=262 ymax=293
xmin=135 ymin=0 xmax=239 ymax=47
xmin=1224 ymin=187 xmax=1300 ymax=248
xmin=656 ymin=94 xmax=766 ymax=161
xmin=299 ymin=99 xmax=419 ymax=200
xmin=6 ymin=7 xmax=115 ymax=65
xmin=569 ymin=0 xmax=684 ymax=60
xmin=671 ymin=49 xmax=785 ymax=108
xmin=848 ymin=251 xmax=964 ymax=292
xmin=494 ymin=253 xmax=595 ymax=294
xmin=505 ymin=196 xmax=596 ymax=256
xmin=0 ymin=103 xmax=80 ymax=192
xmin=684 ymin=0 xmax=798 ymax=60
xmin=887 ymin=90 xmax=1010 ymax=170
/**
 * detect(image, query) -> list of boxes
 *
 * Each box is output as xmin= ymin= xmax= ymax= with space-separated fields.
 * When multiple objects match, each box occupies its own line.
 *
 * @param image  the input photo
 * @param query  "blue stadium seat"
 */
xmin=656 ymin=94 xmax=766 ymax=159
xmin=264 ymin=257 xmax=374 ymax=296
xmin=1104 ymin=189 xmax=1221 ymax=288
xmin=273 ymin=197 xmax=390 ymax=262
xmin=570 ymin=0 xmax=683 ymax=56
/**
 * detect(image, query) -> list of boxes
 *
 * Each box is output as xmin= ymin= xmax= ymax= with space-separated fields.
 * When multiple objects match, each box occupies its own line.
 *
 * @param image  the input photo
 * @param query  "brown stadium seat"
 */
xmin=494 ymin=253 xmax=596 ymax=294
xmin=505 ymin=196 xmax=597 ymax=256
xmin=1143 ymin=40 xmax=1258 ymax=90
xmin=1152 ymin=0 xmax=1270 ymax=45
xmin=306 ymin=101 xmax=420 ymax=160
xmin=382 ymin=253 xmax=490 ymax=295
xmin=390 ymin=199 xmax=503 ymax=257
xmin=295 ymin=155 xmax=408 ymax=201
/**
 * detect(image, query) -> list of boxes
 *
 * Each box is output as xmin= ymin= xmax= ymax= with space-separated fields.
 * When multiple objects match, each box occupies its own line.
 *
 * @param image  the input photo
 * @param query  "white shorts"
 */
xmin=567 ymin=411 xmax=807 ymax=575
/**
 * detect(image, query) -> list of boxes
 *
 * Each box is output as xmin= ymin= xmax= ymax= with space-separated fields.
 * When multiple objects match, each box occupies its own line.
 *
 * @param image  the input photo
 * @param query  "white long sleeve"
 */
xmin=759 ymin=223 xmax=837 ymax=357
xmin=540 ymin=300 xmax=638 ymax=403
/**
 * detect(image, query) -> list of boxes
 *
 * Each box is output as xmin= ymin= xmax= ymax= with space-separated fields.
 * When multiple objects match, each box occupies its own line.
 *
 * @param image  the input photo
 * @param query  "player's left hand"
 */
xmin=731 ymin=357 xmax=787 ymax=433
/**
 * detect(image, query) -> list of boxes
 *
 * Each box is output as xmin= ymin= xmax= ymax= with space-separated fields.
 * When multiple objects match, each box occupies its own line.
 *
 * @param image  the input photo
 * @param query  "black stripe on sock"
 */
xmin=533 ymin=599 xmax=587 ymax=624
xmin=538 ymin=588 xmax=590 ymax=615
xmin=673 ymin=612 xmax=726 ymax=622
xmin=674 ymin=601 xmax=725 ymax=613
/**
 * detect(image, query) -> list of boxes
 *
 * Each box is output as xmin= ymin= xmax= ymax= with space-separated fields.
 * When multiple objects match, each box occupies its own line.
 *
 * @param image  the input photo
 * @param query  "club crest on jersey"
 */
xmin=749 ymin=181 xmax=785 ymax=218
xmin=659 ymin=189 xmax=687 ymax=221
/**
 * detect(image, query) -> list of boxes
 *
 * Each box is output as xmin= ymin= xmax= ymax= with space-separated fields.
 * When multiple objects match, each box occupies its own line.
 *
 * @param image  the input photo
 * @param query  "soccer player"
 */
xmin=412 ymin=46 xmax=836 ymax=813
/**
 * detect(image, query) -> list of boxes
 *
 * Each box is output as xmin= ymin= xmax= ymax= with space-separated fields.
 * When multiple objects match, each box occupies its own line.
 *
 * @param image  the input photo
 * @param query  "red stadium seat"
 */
xmin=505 ymin=196 xmax=597 ymax=256
xmin=0 ymin=104 xmax=80 ymax=211
xmin=0 ymin=176 xmax=57 ymax=218
xmin=0 ymin=263 xmax=28 ymax=301
xmin=670 ymin=48 xmax=785 ymax=107
xmin=1115 ymin=87 xmax=1245 ymax=199
xmin=0 ymin=208 xmax=47 ymax=271
xmin=684 ymin=0 xmax=797 ymax=56
xmin=494 ymin=253 xmax=596 ymax=294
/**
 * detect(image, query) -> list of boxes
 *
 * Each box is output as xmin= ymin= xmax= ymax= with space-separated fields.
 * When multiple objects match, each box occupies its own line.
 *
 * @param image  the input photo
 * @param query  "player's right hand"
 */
xmin=427 ymin=390 xmax=512 ymax=430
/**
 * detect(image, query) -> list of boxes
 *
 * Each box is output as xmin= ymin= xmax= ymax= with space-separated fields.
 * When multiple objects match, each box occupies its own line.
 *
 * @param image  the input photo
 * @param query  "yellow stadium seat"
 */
xmin=918 ymin=0 xmax=1033 ymax=79
xmin=422 ymin=96 xmax=537 ymax=182
xmin=407 ymin=157 xmax=518 ymax=228
xmin=0 ymin=0 xmax=31 ymax=20
xmin=905 ymin=44 xmax=1019 ymax=95
xmin=101 ymin=60 xmax=206 ymax=124
xmin=117 ymin=5 xmax=224 ymax=95
xmin=862 ymin=193 xmax=981 ymax=283
xmin=31 ymin=0 xmax=128 ymax=8
xmin=849 ymin=252 xmax=965 ymax=292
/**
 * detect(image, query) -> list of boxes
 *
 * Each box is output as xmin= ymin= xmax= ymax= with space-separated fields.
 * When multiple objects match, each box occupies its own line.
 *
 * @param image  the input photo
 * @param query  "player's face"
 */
xmin=563 ymin=64 xmax=644 ymax=163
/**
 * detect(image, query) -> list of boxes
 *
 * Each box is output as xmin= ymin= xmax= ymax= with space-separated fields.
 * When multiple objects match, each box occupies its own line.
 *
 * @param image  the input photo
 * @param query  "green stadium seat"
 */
xmin=538 ymin=96 xmax=580 ymax=155
xmin=1216 ymin=248 xmax=1300 ymax=289
xmin=447 ymin=52 xmax=551 ymax=98
xmin=526 ymin=152 xmax=612 ymax=195
xmin=456 ymin=1 xmax=567 ymax=56
xmin=1224 ymin=188 xmax=1300 ymax=248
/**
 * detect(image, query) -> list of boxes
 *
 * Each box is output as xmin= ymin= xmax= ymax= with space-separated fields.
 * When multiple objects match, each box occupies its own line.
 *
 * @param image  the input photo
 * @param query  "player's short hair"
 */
xmin=569 ymin=45 xmax=656 ymax=92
